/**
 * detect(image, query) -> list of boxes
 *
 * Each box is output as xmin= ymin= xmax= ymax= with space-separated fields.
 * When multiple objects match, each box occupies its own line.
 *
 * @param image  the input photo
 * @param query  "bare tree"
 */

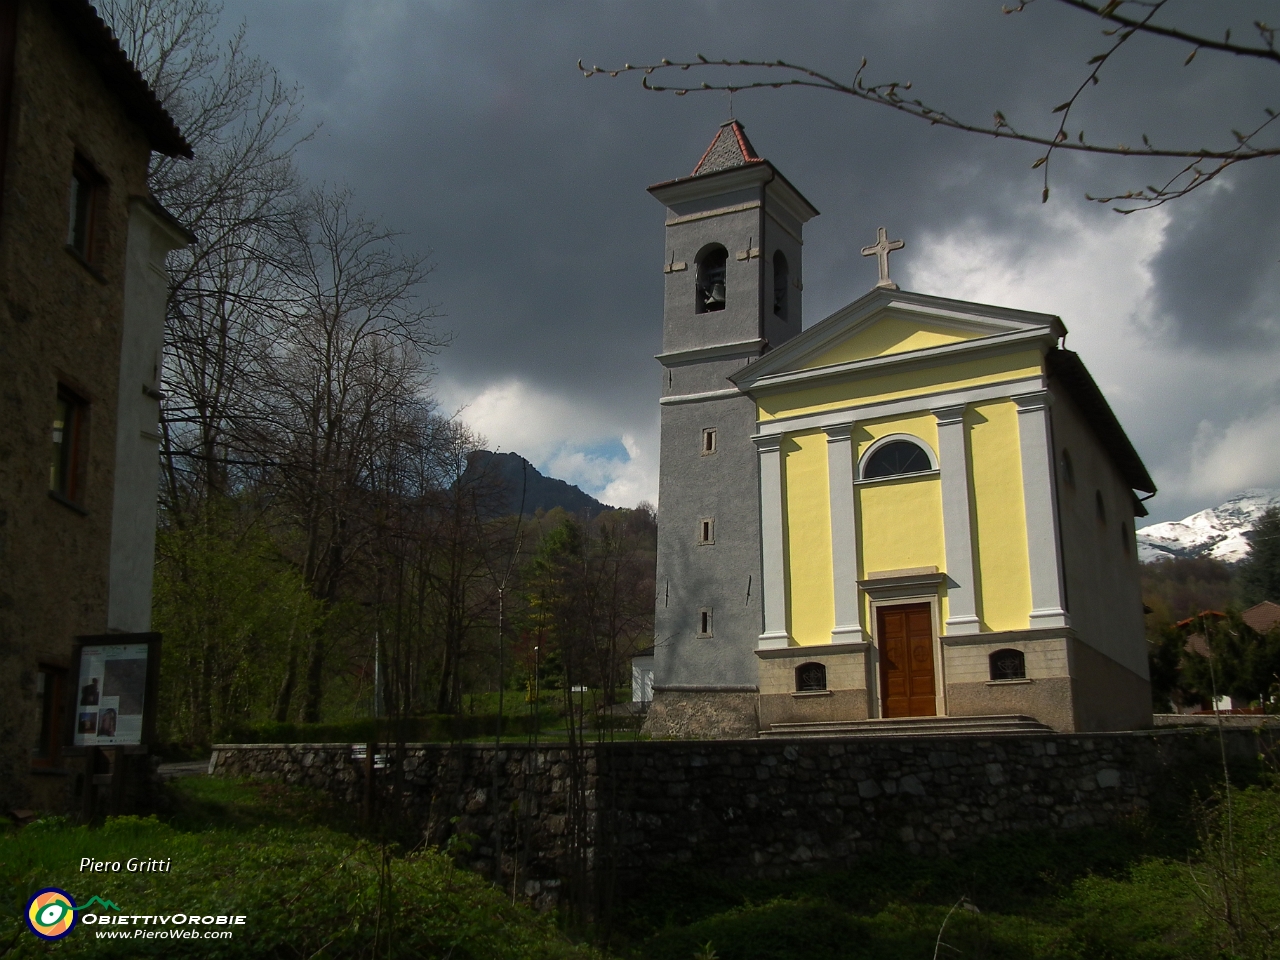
xmin=255 ymin=187 xmax=445 ymax=722
xmin=583 ymin=0 xmax=1279 ymax=211
xmin=101 ymin=0 xmax=309 ymax=507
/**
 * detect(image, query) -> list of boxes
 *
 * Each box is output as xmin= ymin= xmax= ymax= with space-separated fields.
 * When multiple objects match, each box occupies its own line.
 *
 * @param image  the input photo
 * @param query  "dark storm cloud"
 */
xmin=1148 ymin=161 xmax=1280 ymax=350
xmin=212 ymin=0 xmax=1280 ymax=519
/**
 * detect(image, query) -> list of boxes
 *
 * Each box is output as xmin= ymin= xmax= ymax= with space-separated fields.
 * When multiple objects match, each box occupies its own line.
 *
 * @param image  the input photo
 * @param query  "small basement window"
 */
xmin=796 ymin=662 xmax=827 ymax=692
xmin=989 ymin=649 xmax=1026 ymax=681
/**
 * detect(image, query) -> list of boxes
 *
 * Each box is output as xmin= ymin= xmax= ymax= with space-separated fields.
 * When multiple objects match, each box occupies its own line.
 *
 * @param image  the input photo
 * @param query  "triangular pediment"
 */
xmin=731 ymin=288 xmax=1066 ymax=390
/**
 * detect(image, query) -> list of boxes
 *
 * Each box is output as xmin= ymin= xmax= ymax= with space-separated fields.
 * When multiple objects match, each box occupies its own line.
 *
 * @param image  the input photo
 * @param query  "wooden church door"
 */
xmin=877 ymin=603 xmax=937 ymax=718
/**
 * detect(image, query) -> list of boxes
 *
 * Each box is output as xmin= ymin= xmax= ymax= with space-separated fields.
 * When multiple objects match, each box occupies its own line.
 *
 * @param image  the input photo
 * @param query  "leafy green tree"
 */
xmin=1148 ymin=623 xmax=1193 ymax=712
xmin=1180 ymin=610 xmax=1280 ymax=710
xmin=1239 ymin=506 xmax=1280 ymax=607
xmin=153 ymin=509 xmax=326 ymax=742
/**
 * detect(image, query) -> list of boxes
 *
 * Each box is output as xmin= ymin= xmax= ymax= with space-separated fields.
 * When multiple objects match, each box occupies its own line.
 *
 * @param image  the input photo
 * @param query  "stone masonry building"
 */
xmin=0 ymin=0 xmax=190 ymax=812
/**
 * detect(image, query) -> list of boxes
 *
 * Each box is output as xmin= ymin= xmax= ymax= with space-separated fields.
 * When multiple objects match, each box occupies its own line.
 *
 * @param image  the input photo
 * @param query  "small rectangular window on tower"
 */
xmin=698 ymin=517 xmax=714 ymax=544
xmin=697 ymin=608 xmax=713 ymax=638
xmin=701 ymin=427 xmax=717 ymax=456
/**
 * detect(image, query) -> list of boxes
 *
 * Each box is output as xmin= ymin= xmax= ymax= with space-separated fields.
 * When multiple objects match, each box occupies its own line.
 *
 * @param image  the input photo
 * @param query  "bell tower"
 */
xmin=647 ymin=120 xmax=819 ymax=732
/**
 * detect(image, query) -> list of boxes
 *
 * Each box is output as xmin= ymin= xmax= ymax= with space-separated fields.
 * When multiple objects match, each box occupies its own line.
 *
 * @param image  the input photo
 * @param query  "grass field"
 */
xmin=0 ymin=777 xmax=600 ymax=959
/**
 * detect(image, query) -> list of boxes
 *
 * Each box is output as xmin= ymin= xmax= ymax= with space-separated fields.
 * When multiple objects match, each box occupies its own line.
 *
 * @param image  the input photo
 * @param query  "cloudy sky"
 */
xmin=214 ymin=0 xmax=1280 ymax=525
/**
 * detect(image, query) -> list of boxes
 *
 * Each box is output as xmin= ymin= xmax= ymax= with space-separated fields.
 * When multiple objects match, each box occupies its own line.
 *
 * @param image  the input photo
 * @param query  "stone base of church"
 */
xmin=642 ymin=689 xmax=760 ymax=739
xmin=942 ymin=632 xmax=1152 ymax=733
xmin=756 ymin=642 xmax=873 ymax=727
xmin=1068 ymin=639 xmax=1153 ymax=732
xmin=945 ymin=677 xmax=1076 ymax=732
xmin=759 ymin=689 xmax=871 ymax=728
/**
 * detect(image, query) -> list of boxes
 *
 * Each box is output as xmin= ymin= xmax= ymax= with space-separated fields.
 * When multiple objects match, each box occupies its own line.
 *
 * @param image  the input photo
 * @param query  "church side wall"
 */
xmin=1050 ymin=384 xmax=1150 ymax=683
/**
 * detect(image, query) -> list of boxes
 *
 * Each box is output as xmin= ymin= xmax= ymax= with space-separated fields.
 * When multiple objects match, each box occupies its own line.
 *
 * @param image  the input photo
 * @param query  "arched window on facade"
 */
xmin=861 ymin=438 xmax=935 ymax=480
xmin=773 ymin=250 xmax=789 ymax=320
xmin=696 ymin=245 xmax=727 ymax=313
xmin=796 ymin=662 xmax=827 ymax=692
xmin=989 ymin=649 xmax=1026 ymax=681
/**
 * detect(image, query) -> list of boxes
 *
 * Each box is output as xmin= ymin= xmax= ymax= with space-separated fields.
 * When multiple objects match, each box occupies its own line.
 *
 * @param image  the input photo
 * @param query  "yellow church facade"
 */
xmin=735 ymin=289 xmax=1155 ymax=734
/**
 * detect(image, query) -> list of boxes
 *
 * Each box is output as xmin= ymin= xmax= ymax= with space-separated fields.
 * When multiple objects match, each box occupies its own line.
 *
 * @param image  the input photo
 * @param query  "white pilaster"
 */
xmin=756 ymin=435 xmax=791 ymax=649
xmin=825 ymin=424 xmax=864 ymax=643
xmin=1013 ymin=391 xmax=1069 ymax=628
xmin=932 ymin=405 xmax=981 ymax=635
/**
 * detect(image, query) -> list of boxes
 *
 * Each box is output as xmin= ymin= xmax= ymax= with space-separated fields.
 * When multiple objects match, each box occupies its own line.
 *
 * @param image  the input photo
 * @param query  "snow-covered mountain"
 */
xmin=1136 ymin=489 xmax=1280 ymax=564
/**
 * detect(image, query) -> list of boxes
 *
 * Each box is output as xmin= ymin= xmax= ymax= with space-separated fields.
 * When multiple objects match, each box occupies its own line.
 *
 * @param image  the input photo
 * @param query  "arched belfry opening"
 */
xmin=773 ymin=250 xmax=789 ymax=320
xmin=696 ymin=245 xmax=727 ymax=313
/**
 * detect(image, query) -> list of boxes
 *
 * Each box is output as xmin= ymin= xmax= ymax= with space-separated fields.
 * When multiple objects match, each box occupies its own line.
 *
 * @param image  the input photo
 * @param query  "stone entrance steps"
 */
xmin=759 ymin=714 xmax=1054 ymax=739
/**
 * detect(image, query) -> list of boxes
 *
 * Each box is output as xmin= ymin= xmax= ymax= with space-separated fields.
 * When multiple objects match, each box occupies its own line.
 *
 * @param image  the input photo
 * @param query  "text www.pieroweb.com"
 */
xmin=84 ymin=913 xmax=244 ymax=940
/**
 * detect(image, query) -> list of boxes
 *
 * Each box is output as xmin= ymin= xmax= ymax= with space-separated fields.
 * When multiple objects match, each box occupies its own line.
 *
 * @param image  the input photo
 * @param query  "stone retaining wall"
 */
xmin=211 ymin=727 xmax=1265 ymax=912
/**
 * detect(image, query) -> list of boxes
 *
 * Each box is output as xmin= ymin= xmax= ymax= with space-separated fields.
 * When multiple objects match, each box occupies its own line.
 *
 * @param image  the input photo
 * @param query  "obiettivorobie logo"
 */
xmin=25 ymin=888 xmax=246 ymax=942
xmin=25 ymin=888 xmax=120 ymax=941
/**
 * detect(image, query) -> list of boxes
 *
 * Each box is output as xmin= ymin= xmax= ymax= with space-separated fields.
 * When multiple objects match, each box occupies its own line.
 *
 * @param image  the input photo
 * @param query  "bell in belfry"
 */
xmin=706 ymin=281 xmax=726 ymax=308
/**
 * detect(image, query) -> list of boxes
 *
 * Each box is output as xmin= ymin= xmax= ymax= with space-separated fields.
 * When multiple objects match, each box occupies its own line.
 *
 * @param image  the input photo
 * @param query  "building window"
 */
xmin=33 ymin=666 xmax=66 ymax=768
xmin=796 ymin=662 xmax=826 ymax=692
xmin=697 ymin=608 xmax=713 ymax=638
xmin=67 ymin=155 xmax=105 ymax=266
xmin=1095 ymin=490 xmax=1107 ymax=524
xmin=698 ymin=517 xmax=715 ymax=544
xmin=860 ymin=437 xmax=934 ymax=480
xmin=696 ymin=245 xmax=727 ymax=313
xmin=1059 ymin=448 xmax=1075 ymax=488
xmin=50 ymin=387 xmax=88 ymax=504
xmin=773 ymin=250 xmax=789 ymax=320
xmin=989 ymin=649 xmax=1026 ymax=681
xmin=701 ymin=427 xmax=717 ymax=456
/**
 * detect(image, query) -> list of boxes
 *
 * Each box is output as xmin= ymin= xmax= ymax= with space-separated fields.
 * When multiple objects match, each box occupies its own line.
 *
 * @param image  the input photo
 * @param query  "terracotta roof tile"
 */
xmin=1243 ymin=601 xmax=1280 ymax=635
xmin=50 ymin=0 xmax=191 ymax=157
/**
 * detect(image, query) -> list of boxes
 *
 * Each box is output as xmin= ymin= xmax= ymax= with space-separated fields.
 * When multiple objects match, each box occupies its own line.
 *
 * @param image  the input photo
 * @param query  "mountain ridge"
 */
xmin=1136 ymin=489 xmax=1280 ymax=563
xmin=462 ymin=450 xmax=614 ymax=518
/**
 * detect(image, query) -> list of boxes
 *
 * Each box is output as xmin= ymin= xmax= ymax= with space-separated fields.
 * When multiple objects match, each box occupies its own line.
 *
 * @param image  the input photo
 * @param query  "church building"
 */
xmin=644 ymin=120 xmax=1155 ymax=738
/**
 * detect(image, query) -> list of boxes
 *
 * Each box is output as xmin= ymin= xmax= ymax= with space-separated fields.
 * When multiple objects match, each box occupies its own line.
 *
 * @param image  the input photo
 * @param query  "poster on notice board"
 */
xmin=73 ymin=644 xmax=149 ymax=747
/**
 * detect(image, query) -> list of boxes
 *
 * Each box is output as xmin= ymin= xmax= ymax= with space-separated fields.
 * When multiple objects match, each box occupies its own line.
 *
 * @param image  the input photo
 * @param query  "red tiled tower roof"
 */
xmin=691 ymin=119 xmax=763 ymax=176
